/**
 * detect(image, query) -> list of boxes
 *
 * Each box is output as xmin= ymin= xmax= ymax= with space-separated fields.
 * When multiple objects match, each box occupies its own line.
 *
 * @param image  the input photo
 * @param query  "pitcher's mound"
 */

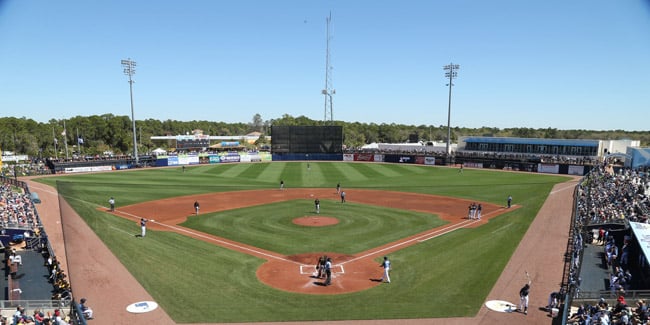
xmin=293 ymin=216 xmax=339 ymax=227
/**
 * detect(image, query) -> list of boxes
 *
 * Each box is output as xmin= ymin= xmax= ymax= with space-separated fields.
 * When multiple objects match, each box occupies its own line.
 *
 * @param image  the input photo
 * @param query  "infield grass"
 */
xmin=37 ymin=162 xmax=570 ymax=322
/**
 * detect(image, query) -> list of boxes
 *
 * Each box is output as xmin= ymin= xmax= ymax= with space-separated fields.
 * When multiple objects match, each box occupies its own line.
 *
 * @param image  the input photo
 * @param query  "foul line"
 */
xmin=344 ymin=219 xmax=479 ymax=265
xmin=109 ymin=225 xmax=136 ymax=237
xmin=49 ymin=193 xmax=299 ymax=265
xmin=115 ymin=210 xmax=299 ymax=265
xmin=550 ymin=182 xmax=577 ymax=195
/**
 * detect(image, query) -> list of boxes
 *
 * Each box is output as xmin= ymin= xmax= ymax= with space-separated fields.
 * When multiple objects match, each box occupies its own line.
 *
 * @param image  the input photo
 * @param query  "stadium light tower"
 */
xmin=443 ymin=63 xmax=459 ymax=161
xmin=121 ymin=58 xmax=139 ymax=165
xmin=322 ymin=12 xmax=335 ymax=122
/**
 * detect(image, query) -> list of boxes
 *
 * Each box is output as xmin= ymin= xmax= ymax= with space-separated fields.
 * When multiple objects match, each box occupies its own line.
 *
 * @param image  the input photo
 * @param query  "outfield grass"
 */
xmin=37 ymin=162 xmax=570 ymax=322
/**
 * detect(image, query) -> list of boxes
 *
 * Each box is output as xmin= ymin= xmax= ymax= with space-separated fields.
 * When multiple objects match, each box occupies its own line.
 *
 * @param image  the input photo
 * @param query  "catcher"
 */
xmin=316 ymin=255 xmax=327 ymax=278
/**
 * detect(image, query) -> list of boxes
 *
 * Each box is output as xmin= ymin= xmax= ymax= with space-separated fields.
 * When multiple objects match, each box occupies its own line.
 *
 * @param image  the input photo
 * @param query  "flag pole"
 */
xmin=63 ymin=120 xmax=69 ymax=160
xmin=76 ymin=127 xmax=82 ymax=155
xmin=52 ymin=127 xmax=58 ymax=159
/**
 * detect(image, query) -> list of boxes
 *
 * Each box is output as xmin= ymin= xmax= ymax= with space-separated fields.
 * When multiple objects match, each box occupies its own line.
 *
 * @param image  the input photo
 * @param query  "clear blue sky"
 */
xmin=1 ymin=0 xmax=649 ymax=131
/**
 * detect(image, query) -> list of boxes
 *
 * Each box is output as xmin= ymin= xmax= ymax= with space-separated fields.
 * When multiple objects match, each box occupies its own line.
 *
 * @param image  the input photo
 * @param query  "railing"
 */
xmin=573 ymin=289 xmax=650 ymax=302
xmin=0 ymin=300 xmax=68 ymax=310
xmin=558 ymin=181 xmax=583 ymax=324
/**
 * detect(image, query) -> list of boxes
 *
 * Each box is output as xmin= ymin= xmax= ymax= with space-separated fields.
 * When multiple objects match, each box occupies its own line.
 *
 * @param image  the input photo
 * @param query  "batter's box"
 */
xmin=300 ymin=264 xmax=344 ymax=275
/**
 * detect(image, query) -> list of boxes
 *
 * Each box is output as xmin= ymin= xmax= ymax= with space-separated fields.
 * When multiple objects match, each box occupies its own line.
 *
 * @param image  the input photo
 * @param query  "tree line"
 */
xmin=0 ymin=114 xmax=648 ymax=159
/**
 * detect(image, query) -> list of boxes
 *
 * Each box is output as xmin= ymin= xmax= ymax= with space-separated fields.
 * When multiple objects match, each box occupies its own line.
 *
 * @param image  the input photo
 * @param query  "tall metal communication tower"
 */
xmin=322 ymin=12 xmax=335 ymax=122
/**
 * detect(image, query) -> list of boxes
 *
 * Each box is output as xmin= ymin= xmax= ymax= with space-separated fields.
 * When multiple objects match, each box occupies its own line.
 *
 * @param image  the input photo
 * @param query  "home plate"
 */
xmin=485 ymin=300 xmax=517 ymax=313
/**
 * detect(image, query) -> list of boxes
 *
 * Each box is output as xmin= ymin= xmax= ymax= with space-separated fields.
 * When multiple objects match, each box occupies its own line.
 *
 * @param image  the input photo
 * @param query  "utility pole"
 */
xmin=121 ymin=58 xmax=139 ymax=165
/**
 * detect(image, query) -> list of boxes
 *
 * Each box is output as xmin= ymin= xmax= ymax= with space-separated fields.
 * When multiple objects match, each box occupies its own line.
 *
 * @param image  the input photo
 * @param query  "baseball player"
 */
xmin=324 ymin=257 xmax=332 ymax=285
xmin=280 ymin=180 xmax=284 ymax=190
xmin=518 ymin=272 xmax=531 ymax=315
xmin=108 ymin=197 xmax=115 ymax=212
xmin=194 ymin=201 xmax=200 ymax=215
xmin=140 ymin=218 xmax=148 ymax=237
xmin=314 ymin=198 xmax=320 ymax=214
xmin=380 ymin=256 xmax=391 ymax=283
xmin=336 ymin=182 xmax=341 ymax=194
xmin=316 ymin=256 xmax=325 ymax=278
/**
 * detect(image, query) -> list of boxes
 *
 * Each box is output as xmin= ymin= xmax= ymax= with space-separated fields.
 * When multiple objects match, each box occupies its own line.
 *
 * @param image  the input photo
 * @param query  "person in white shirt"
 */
xmin=380 ymin=256 xmax=391 ymax=283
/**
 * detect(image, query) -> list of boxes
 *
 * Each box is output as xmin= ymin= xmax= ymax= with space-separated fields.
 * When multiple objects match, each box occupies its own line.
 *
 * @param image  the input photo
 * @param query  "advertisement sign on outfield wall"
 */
xmin=424 ymin=157 xmax=436 ymax=165
xmin=220 ymin=154 xmax=241 ymax=163
xmin=343 ymin=154 xmax=354 ymax=161
xmin=464 ymin=162 xmax=484 ymax=168
xmin=355 ymin=154 xmax=375 ymax=162
xmin=537 ymin=163 xmax=560 ymax=174
xmin=167 ymin=156 xmax=179 ymax=166
xmin=374 ymin=154 xmax=384 ymax=162
xmin=568 ymin=165 xmax=585 ymax=176
xmin=383 ymin=155 xmax=415 ymax=164
xmin=64 ymin=166 xmax=114 ymax=173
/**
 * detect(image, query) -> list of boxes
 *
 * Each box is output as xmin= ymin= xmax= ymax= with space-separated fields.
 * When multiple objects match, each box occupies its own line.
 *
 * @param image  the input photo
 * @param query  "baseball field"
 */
xmin=36 ymin=162 xmax=570 ymax=323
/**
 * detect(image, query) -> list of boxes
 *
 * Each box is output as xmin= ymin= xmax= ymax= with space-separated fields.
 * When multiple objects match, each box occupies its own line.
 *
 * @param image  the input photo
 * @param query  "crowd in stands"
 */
xmin=0 ymin=163 xmax=51 ymax=178
xmin=579 ymin=166 xmax=650 ymax=225
xmin=5 ymin=305 xmax=74 ymax=325
xmin=342 ymin=146 xmax=600 ymax=165
xmin=0 ymin=183 xmax=38 ymax=228
xmin=563 ymin=164 xmax=650 ymax=324
xmin=0 ymin=178 xmax=82 ymax=324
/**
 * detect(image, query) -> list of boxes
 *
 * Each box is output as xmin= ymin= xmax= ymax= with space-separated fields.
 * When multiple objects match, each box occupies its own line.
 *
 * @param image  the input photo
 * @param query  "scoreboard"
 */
xmin=176 ymin=135 xmax=210 ymax=149
xmin=271 ymin=126 xmax=342 ymax=154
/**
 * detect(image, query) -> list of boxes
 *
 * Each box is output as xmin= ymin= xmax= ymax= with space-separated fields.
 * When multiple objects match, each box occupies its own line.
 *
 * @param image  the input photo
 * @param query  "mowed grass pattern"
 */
xmin=39 ymin=162 xmax=570 ymax=323
xmin=181 ymin=199 xmax=446 ymax=255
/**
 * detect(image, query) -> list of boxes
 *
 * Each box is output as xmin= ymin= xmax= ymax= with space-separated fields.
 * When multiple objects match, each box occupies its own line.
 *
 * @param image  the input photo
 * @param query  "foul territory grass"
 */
xmin=37 ymin=162 xmax=570 ymax=323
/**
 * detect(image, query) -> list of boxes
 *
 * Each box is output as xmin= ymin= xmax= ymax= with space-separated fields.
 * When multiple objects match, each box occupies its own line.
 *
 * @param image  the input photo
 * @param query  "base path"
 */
xmin=117 ymin=188 xmax=508 ymax=295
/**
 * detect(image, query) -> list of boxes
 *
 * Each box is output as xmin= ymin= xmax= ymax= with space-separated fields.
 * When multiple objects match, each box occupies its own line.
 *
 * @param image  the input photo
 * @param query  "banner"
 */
xmin=630 ymin=222 xmax=650 ymax=268
xmin=354 ymin=154 xmax=374 ymax=162
xmin=537 ymin=163 xmax=560 ymax=174
xmin=568 ymin=165 xmax=585 ymax=176
xmin=220 ymin=153 xmax=241 ymax=163
xmin=63 ymin=166 xmax=113 ymax=173
xmin=464 ymin=162 xmax=484 ymax=168
xmin=343 ymin=154 xmax=354 ymax=161
xmin=208 ymin=155 xmax=221 ymax=164
xmin=424 ymin=157 xmax=436 ymax=165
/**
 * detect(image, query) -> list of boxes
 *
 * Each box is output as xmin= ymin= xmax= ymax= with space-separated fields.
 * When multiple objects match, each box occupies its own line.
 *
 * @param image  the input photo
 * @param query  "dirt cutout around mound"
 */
xmin=115 ymin=188 xmax=512 ymax=295
xmin=293 ymin=216 xmax=339 ymax=227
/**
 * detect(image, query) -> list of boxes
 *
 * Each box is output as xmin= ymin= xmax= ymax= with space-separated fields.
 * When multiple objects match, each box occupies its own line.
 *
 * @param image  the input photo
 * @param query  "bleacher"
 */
xmin=558 ymin=165 xmax=650 ymax=323
xmin=0 ymin=176 xmax=84 ymax=324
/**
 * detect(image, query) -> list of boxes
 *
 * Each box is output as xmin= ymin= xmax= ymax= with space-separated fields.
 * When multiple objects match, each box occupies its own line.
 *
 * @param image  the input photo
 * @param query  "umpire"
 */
xmin=324 ymin=257 xmax=332 ymax=286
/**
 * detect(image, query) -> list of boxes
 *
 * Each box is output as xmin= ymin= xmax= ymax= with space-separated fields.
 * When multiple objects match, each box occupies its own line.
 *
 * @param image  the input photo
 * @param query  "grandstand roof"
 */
xmin=461 ymin=136 xmax=600 ymax=147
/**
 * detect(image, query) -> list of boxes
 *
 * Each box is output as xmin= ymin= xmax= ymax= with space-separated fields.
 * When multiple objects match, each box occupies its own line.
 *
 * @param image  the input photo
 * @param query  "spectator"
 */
xmin=79 ymin=298 xmax=93 ymax=319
